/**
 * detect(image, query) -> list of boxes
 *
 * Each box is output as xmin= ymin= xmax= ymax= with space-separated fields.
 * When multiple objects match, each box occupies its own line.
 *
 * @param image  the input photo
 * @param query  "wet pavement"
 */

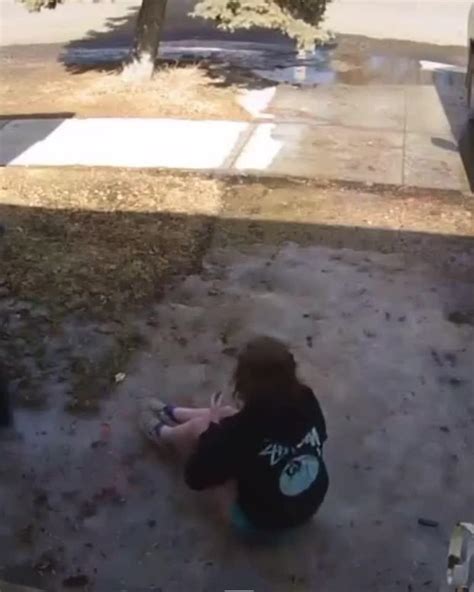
xmin=2 ymin=35 xmax=472 ymax=190
xmin=237 ymin=82 xmax=471 ymax=190
xmin=171 ymin=38 xmax=472 ymax=189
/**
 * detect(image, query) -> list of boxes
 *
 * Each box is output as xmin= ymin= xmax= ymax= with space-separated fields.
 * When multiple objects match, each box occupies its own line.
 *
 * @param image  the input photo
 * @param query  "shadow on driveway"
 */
xmin=0 ymin=113 xmax=75 ymax=165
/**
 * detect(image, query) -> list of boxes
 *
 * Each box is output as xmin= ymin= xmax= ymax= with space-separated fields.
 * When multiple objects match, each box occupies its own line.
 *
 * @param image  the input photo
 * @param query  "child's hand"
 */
xmin=210 ymin=391 xmax=223 ymax=423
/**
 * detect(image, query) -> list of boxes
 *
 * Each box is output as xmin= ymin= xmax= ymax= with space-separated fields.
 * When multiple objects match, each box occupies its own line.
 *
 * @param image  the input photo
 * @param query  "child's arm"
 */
xmin=314 ymin=397 xmax=328 ymax=444
xmin=184 ymin=416 xmax=239 ymax=491
xmin=303 ymin=386 xmax=327 ymax=444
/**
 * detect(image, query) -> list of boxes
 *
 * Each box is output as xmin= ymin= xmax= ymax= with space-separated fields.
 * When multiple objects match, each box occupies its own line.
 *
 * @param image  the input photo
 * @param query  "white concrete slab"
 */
xmin=0 ymin=118 xmax=67 ymax=165
xmin=0 ymin=118 xmax=249 ymax=169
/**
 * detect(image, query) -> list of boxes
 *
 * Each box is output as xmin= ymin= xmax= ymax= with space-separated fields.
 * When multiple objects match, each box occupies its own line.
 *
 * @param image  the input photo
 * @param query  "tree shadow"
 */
xmin=0 ymin=113 xmax=74 ymax=165
xmin=60 ymin=7 xmax=139 ymax=75
xmin=58 ymin=0 xmax=293 ymax=94
xmin=433 ymin=67 xmax=474 ymax=191
xmin=1 ymin=184 xmax=473 ymax=328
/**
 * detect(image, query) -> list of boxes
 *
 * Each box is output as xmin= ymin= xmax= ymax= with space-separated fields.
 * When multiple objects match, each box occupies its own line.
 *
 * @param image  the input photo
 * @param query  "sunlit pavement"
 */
xmin=0 ymin=82 xmax=471 ymax=192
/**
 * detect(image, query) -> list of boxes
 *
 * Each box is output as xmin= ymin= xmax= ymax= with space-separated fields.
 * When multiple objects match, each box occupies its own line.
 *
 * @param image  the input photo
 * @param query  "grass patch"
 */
xmin=66 ymin=327 xmax=147 ymax=414
xmin=0 ymin=168 xmax=223 ymax=411
xmin=0 ymin=60 xmax=250 ymax=120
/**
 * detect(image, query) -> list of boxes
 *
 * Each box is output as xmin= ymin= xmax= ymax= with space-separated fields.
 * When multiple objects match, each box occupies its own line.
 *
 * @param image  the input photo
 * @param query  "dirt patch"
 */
xmin=0 ymin=168 xmax=223 ymax=409
xmin=216 ymin=178 xmax=474 ymax=277
xmin=0 ymin=57 xmax=249 ymax=120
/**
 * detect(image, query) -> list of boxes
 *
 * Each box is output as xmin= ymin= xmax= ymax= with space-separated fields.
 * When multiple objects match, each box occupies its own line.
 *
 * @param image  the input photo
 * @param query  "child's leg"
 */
xmin=173 ymin=405 xmax=238 ymax=424
xmin=140 ymin=402 xmax=238 ymax=459
xmin=155 ymin=416 xmax=210 ymax=460
xmin=143 ymin=400 xmax=219 ymax=426
xmin=161 ymin=416 xmax=209 ymax=448
xmin=172 ymin=407 xmax=212 ymax=422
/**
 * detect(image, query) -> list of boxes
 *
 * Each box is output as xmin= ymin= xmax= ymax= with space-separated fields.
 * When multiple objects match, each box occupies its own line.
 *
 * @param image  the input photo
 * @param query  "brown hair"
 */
xmin=233 ymin=336 xmax=302 ymax=409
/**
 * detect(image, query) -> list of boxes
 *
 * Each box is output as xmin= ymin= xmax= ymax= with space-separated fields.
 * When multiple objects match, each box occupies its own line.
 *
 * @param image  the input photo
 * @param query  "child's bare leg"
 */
xmin=173 ymin=405 xmax=238 ymax=424
xmin=162 ymin=405 xmax=238 ymax=451
xmin=172 ymin=407 xmax=212 ymax=422
xmin=160 ymin=416 xmax=210 ymax=459
xmin=139 ymin=398 xmax=238 ymax=462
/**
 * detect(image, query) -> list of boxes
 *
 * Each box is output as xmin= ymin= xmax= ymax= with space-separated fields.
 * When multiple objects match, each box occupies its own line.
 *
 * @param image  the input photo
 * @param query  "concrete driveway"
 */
xmin=1 ymin=180 xmax=473 ymax=591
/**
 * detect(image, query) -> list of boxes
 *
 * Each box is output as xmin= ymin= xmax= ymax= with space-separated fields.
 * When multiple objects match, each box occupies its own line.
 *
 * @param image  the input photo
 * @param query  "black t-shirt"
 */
xmin=185 ymin=386 xmax=329 ymax=530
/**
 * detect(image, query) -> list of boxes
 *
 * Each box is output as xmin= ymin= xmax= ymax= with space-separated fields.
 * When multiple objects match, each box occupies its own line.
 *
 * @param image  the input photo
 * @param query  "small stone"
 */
xmin=79 ymin=500 xmax=97 ymax=519
xmin=34 ymin=550 xmax=57 ymax=574
xmin=418 ymin=518 xmax=439 ymax=528
xmin=447 ymin=310 xmax=474 ymax=326
xmin=114 ymin=372 xmax=126 ymax=383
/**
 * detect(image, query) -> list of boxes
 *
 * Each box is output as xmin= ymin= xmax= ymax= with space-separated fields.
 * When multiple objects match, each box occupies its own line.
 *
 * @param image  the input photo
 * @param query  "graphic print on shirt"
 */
xmin=259 ymin=427 xmax=323 ymax=497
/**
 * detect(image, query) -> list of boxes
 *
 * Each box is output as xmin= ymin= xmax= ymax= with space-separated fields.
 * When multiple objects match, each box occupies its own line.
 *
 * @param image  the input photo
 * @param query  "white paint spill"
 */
xmin=234 ymin=123 xmax=284 ymax=171
xmin=419 ymin=60 xmax=465 ymax=74
xmin=0 ymin=118 xmax=249 ymax=169
xmin=237 ymin=87 xmax=277 ymax=120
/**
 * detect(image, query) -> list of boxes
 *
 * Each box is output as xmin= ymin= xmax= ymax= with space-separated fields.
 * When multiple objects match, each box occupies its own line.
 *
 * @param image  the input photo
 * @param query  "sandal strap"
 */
xmin=159 ymin=404 xmax=178 ymax=425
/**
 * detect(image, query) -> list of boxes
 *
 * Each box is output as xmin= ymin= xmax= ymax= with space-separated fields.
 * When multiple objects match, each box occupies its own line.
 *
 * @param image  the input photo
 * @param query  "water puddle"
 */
xmin=61 ymin=37 xmax=473 ymax=190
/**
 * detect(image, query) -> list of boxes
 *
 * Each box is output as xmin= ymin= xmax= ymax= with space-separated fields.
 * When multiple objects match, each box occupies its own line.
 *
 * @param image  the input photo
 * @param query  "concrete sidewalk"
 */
xmin=0 ymin=84 xmax=471 ymax=191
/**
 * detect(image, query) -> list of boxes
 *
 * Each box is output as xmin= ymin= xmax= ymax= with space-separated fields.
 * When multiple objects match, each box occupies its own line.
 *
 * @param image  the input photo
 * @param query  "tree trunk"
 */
xmin=122 ymin=0 xmax=168 ymax=82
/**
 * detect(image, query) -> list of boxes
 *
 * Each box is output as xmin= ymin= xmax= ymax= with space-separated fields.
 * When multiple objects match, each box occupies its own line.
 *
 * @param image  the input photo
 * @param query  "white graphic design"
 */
xmin=279 ymin=455 xmax=320 ymax=496
xmin=259 ymin=427 xmax=323 ymax=497
xmin=259 ymin=442 xmax=290 ymax=466
xmin=297 ymin=427 xmax=321 ymax=449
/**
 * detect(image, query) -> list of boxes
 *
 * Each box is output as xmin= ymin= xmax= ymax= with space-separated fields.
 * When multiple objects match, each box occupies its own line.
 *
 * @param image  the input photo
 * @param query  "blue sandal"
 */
xmin=139 ymin=398 xmax=177 ymax=445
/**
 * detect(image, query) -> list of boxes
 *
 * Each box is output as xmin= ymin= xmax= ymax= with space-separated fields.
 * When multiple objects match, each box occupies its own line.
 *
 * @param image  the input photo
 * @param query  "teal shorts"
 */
xmin=231 ymin=503 xmax=259 ymax=536
xmin=230 ymin=504 xmax=287 ymax=542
